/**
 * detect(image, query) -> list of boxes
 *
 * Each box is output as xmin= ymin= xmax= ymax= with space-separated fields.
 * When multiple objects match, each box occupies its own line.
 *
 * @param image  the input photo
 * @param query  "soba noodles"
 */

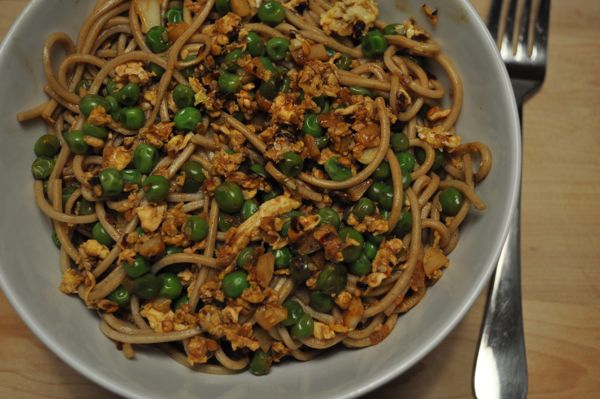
xmin=20 ymin=0 xmax=491 ymax=375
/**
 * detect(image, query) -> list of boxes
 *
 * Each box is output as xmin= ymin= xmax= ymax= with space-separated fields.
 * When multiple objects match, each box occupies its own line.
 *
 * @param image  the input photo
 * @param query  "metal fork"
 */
xmin=473 ymin=0 xmax=550 ymax=398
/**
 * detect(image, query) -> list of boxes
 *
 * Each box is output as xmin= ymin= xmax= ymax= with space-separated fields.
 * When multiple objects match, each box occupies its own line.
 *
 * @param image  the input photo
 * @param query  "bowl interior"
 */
xmin=0 ymin=1 xmax=519 ymax=398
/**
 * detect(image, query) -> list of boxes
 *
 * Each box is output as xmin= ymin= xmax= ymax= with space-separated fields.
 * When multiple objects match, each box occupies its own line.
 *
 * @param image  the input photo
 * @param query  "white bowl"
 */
xmin=0 ymin=1 xmax=520 ymax=398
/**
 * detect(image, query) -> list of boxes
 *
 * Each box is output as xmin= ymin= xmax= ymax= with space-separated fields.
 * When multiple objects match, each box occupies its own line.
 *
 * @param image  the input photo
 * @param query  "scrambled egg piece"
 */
xmin=136 ymin=204 xmax=167 ymax=232
xmin=114 ymin=61 xmax=152 ymax=85
xmin=212 ymin=150 xmax=245 ymax=177
xmin=423 ymin=246 xmax=449 ymax=280
xmin=59 ymin=269 xmax=83 ymax=294
xmin=416 ymin=125 xmax=461 ymax=151
xmin=140 ymin=302 xmax=190 ymax=333
xmin=139 ymin=122 xmax=174 ymax=149
xmin=371 ymin=238 xmax=404 ymax=276
xmin=80 ymin=239 xmax=110 ymax=259
xmin=313 ymin=322 xmax=336 ymax=340
xmin=320 ymin=0 xmax=379 ymax=37
xmin=102 ymin=145 xmax=132 ymax=171
xmin=166 ymin=132 xmax=194 ymax=157
xmin=189 ymin=77 xmax=208 ymax=106
xmin=87 ymin=106 xmax=112 ymax=126
xmin=187 ymin=336 xmax=219 ymax=365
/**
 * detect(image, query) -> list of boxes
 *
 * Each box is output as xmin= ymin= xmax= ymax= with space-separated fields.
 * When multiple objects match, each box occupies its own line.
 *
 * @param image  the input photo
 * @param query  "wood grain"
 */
xmin=0 ymin=1 xmax=599 ymax=398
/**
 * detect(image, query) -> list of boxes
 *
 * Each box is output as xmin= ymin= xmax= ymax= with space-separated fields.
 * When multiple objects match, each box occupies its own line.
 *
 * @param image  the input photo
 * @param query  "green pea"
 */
xmin=222 ymin=270 xmax=250 ymax=298
xmin=364 ymin=241 xmax=378 ymax=260
xmin=132 ymin=274 xmax=161 ymax=299
xmin=143 ymin=175 xmax=170 ymax=202
xmin=145 ymin=26 xmax=169 ymax=53
xmin=82 ymin=122 xmax=108 ymax=139
xmin=246 ymin=32 xmax=265 ymax=56
xmin=378 ymin=184 xmax=394 ymax=211
xmin=396 ymin=151 xmax=416 ymax=174
xmin=218 ymin=213 xmax=235 ymax=232
xmin=318 ymin=207 xmax=340 ymax=229
xmin=279 ymin=77 xmax=291 ymax=93
xmin=278 ymin=152 xmax=303 ymax=178
xmin=373 ymin=161 xmax=390 ymax=181
xmin=249 ymin=163 xmax=267 ymax=178
xmin=237 ymin=247 xmax=255 ymax=269
xmin=440 ymin=187 xmax=464 ymax=216
xmin=215 ymin=182 xmax=244 ymax=214
xmin=148 ymin=63 xmax=165 ymax=79
xmin=215 ymin=0 xmax=231 ymax=15
xmin=335 ymin=53 xmax=352 ymax=70
xmin=349 ymin=86 xmax=374 ymax=97
xmin=133 ymin=143 xmax=159 ymax=174
xmin=314 ymin=136 xmax=329 ymax=149
xmin=415 ymin=148 xmax=444 ymax=171
xmin=361 ymin=30 xmax=387 ymax=58
xmin=366 ymin=232 xmax=384 ymax=245
xmin=249 ymin=350 xmax=272 ymax=376
xmin=185 ymin=215 xmax=209 ymax=242
xmin=266 ymin=37 xmax=290 ymax=61
xmin=282 ymin=300 xmax=304 ymax=326
xmin=122 ymin=169 xmax=143 ymax=187
xmin=174 ymin=295 xmax=189 ymax=310
xmin=108 ymin=285 xmax=130 ymax=307
xmin=291 ymin=313 xmax=314 ymax=339
xmin=290 ymin=255 xmax=311 ymax=284
xmin=64 ymin=130 xmax=89 ymax=155
xmin=104 ymin=79 xmax=118 ymax=96
xmin=61 ymin=186 xmax=77 ymax=207
xmin=218 ymin=71 xmax=242 ymax=95
xmin=316 ymin=263 xmax=348 ymax=294
xmin=92 ymin=222 xmax=114 ymax=246
xmin=165 ymin=8 xmax=183 ymax=24
xmin=124 ymin=255 xmax=150 ymax=278
xmin=120 ymin=107 xmax=145 ymax=130
xmin=165 ymin=246 xmax=183 ymax=256
xmin=313 ymin=96 xmax=330 ymax=113
xmin=380 ymin=210 xmax=390 ymax=220
xmin=402 ymin=170 xmax=411 ymax=189
xmin=259 ymin=79 xmax=279 ymax=100
xmin=383 ymin=23 xmax=401 ymax=35
xmin=174 ymin=107 xmax=203 ymax=131
xmin=324 ymin=158 xmax=352 ymax=181
xmin=78 ymin=199 xmax=94 ymax=215
xmin=258 ymin=56 xmax=279 ymax=77
xmin=50 ymin=230 xmax=61 ymax=249
xmin=259 ymin=184 xmax=282 ymax=202
xmin=34 ymin=134 xmax=60 ymax=157
xmin=116 ymin=82 xmax=140 ymax=106
xmin=79 ymin=94 xmax=109 ymax=116
xmin=31 ymin=157 xmax=55 ymax=180
xmin=257 ymin=0 xmax=285 ymax=26
xmin=75 ymin=79 xmax=92 ymax=96
xmin=271 ymin=247 xmax=292 ymax=269
xmin=367 ymin=182 xmax=385 ymax=202
xmin=302 ymin=113 xmax=323 ymax=137
xmin=241 ymin=199 xmax=258 ymax=220
xmin=280 ymin=210 xmax=302 ymax=237
xmin=349 ymin=253 xmax=371 ymax=276
xmin=223 ymin=48 xmax=244 ymax=72
xmin=309 ymin=291 xmax=334 ymax=313
xmin=182 ymin=161 xmax=206 ymax=193
xmin=394 ymin=209 xmax=413 ymax=236
xmin=339 ymin=227 xmax=364 ymax=263
xmin=105 ymin=95 xmax=121 ymax=121
xmin=352 ymin=197 xmax=375 ymax=220
xmin=391 ymin=133 xmax=409 ymax=152
xmin=99 ymin=168 xmax=124 ymax=197
xmin=158 ymin=273 xmax=183 ymax=299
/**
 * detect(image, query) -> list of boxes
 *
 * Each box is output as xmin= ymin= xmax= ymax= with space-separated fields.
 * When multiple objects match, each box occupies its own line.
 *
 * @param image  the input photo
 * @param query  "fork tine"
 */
xmin=516 ymin=0 xmax=533 ymax=56
xmin=502 ymin=0 xmax=519 ymax=52
xmin=487 ymin=0 xmax=504 ymax=43
xmin=535 ymin=0 xmax=551 ymax=51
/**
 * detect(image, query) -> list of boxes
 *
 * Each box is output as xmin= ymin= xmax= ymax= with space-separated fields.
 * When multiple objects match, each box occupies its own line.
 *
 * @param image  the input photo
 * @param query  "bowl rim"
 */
xmin=0 ymin=0 xmax=521 ymax=398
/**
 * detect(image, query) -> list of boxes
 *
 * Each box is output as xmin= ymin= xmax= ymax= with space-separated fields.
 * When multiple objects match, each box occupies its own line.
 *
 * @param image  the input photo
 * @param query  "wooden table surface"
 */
xmin=1 ymin=1 xmax=599 ymax=398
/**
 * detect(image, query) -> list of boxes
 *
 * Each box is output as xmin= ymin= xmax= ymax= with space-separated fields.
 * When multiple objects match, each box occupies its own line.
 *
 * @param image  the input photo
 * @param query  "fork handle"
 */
xmin=473 ymin=106 xmax=528 ymax=399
